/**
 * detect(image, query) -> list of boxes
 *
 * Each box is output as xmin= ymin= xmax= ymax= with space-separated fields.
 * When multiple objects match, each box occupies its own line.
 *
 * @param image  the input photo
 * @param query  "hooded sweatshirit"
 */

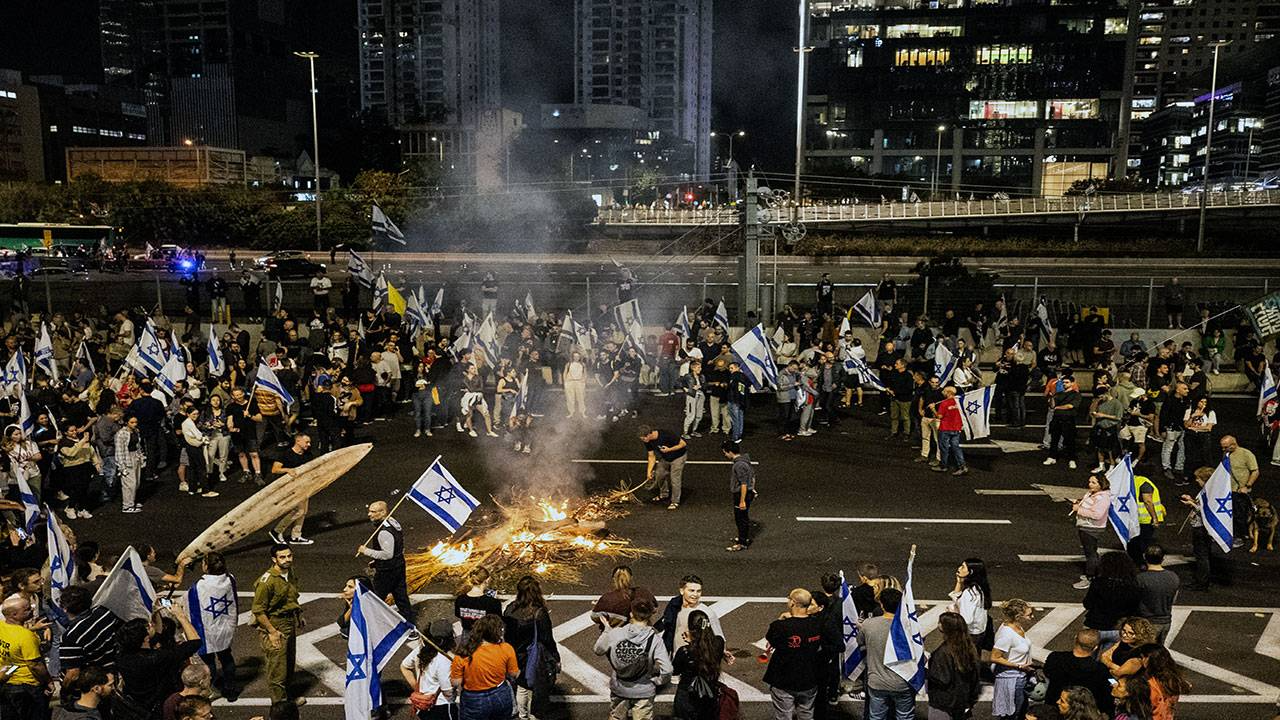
xmin=593 ymin=623 xmax=672 ymax=699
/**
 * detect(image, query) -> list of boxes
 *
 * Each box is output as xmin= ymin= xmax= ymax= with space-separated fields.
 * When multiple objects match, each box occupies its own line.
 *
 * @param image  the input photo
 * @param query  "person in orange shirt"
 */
xmin=450 ymin=614 xmax=519 ymax=719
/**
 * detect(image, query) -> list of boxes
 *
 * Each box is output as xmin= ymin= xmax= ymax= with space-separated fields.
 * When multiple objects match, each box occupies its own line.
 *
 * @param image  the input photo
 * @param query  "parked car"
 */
xmin=257 ymin=250 xmax=325 ymax=278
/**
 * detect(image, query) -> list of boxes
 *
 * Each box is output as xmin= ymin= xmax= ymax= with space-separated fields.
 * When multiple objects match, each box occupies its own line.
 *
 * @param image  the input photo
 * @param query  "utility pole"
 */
xmin=294 ymin=51 xmax=322 ymax=252
xmin=792 ymin=0 xmax=811 ymax=220
xmin=741 ymin=173 xmax=761 ymax=325
xmin=1198 ymin=42 xmax=1228 ymax=253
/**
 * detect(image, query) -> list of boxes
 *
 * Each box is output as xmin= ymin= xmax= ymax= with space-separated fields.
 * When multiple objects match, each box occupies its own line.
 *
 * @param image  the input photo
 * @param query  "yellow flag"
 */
xmin=387 ymin=282 xmax=407 ymax=315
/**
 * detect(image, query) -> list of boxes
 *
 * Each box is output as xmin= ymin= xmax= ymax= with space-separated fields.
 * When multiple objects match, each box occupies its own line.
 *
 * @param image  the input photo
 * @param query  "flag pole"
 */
xmin=355 ymin=454 xmax=441 ymax=556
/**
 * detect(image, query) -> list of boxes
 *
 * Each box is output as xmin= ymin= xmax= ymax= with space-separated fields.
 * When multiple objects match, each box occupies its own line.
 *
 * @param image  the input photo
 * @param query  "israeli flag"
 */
xmin=253 ymin=362 xmax=295 ymax=407
xmin=14 ymin=464 xmax=39 ymax=536
xmin=76 ymin=341 xmax=95 ymax=376
xmin=523 ymin=291 xmax=537 ymax=322
xmin=4 ymin=349 xmax=27 ymax=391
xmin=406 ymin=457 xmax=480 ymax=532
xmin=1259 ymin=365 xmax=1277 ymax=418
xmin=1200 ymin=457 xmax=1234 ymax=554
xmin=273 ymin=280 xmax=283 ymax=312
xmin=347 ymin=249 xmax=377 ymax=288
xmin=430 ymin=287 xmax=444 ymax=318
xmin=713 ymin=299 xmax=730 ymax=333
xmin=730 ymin=324 xmax=779 ymax=390
xmin=574 ymin=318 xmax=594 ymax=352
xmin=934 ymin=342 xmax=957 ymax=386
xmin=853 ymin=289 xmax=881 ymax=327
xmin=136 ymin=323 xmax=167 ymax=374
xmin=510 ymin=370 xmax=529 ymax=421
xmin=157 ymin=351 xmax=187 ymax=396
xmin=770 ymin=325 xmax=786 ymax=349
xmin=839 ymin=571 xmax=866 ymax=679
xmin=476 ymin=313 xmax=501 ymax=365
xmin=675 ymin=306 xmax=692 ymax=339
xmin=18 ymin=391 xmax=34 ymax=436
xmin=884 ymin=549 xmax=927 ymax=692
xmin=371 ymin=203 xmax=406 ymax=245
xmin=404 ymin=289 xmax=430 ymax=337
xmin=844 ymin=356 xmax=888 ymax=392
xmin=373 ymin=272 xmax=388 ymax=312
xmin=91 ymin=546 xmax=157 ymax=621
xmin=837 ymin=312 xmax=851 ymax=338
xmin=47 ymin=509 xmax=75 ymax=619
xmin=34 ymin=323 xmax=57 ymax=381
xmin=557 ymin=314 xmax=577 ymax=354
xmin=1106 ymin=454 xmax=1140 ymax=547
xmin=959 ymin=385 xmax=994 ymax=440
xmin=344 ymin=586 xmax=415 ymax=720
xmin=207 ymin=326 xmax=225 ymax=377
xmin=1035 ymin=299 xmax=1054 ymax=344
xmin=187 ymin=573 xmax=237 ymax=655
xmin=451 ymin=315 xmax=474 ymax=360
xmin=613 ymin=298 xmax=646 ymax=355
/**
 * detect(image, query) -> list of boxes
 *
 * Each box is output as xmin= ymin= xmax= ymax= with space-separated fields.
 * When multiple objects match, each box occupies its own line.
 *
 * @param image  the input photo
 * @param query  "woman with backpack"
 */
xmin=671 ymin=610 xmax=727 ymax=720
xmin=503 ymin=575 xmax=560 ymax=720
xmin=399 ymin=619 xmax=457 ymax=719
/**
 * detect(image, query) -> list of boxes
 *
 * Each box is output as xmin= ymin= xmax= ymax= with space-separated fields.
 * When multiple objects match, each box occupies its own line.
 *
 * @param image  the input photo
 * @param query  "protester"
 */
xmin=926 ymin=612 xmax=981 ymax=720
xmin=948 ymin=558 xmax=993 ymax=650
xmin=723 ymin=440 xmax=756 ymax=551
xmin=400 ymin=619 xmax=457 ymax=719
xmin=1071 ymin=474 xmax=1113 ymax=589
xmin=451 ymin=614 xmax=519 ymax=720
xmin=990 ymin=599 xmax=1036 ymax=720
xmin=593 ymin=595 xmax=672 ymax=720
xmin=503 ymin=575 xmax=560 ymax=720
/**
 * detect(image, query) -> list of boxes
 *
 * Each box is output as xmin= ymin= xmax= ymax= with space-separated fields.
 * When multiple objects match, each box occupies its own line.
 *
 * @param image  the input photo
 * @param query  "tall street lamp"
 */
xmin=932 ymin=124 xmax=947 ymax=197
xmin=1198 ymin=41 xmax=1229 ymax=253
xmin=793 ymin=0 xmax=811 ymax=214
xmin=294 ymin=51 xmax=322 ymax=252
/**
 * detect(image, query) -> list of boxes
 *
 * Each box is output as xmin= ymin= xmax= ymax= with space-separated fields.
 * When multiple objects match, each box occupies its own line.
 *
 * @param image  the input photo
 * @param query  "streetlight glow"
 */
xmin=293 ymin=51 xmax=322 ymax=251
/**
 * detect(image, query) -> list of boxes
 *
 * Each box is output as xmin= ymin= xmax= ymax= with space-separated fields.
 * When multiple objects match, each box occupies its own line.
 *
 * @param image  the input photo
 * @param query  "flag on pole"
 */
xmin=157 ymin=351 xmax=187 ymax=396
xmin=844 ymin=356 xmax=888 ymax=392
xmin=47 ymin=510 xmax=75 ymax=622
xmin=884 ymin=548 xmax=927 ymax=692
xmin=557 ymin=314 xmax=577 ymax=354
xmin=406 ymin=457 xmax=480 ymax=532
xmin=934 ymin=342 xmax=957 ymax=386
xmin=1106 ymin=454 xmax=1140 ymax=547
xmin=770 ymin=325 xmax=786 ymax=349
xmin=476 ymin=313 xmax=501 ymax=365
xmin=273 ymin=280 xmax=284 ymax=312
xmin=613 ymin=299 xmax=646 ymax=355
xmin=1200 ymin=457 xmax=1234 ymax=554
xmin=253 ymin=362 xmax=295 ymax=407
xmin=730 ymin=324 xmax=779 ymax=390
xmin=523 ymin=291 xmax=537 ymax=322
xmin=91 ymin=546 xmax=157 ymax=621
xmin=371 ymin=203 xmax=406 ymax=245
xmin=386 ymin=281 xmax=407 ymax=316
xmin=135 ymin=323 xmax=166 ymax=374
xmin=14 ymin=464 xmax=39 ymax=537
xmin=430 ymin=287 xmax=444 ymax=318
xmin=34 ymin=323 xmax=57 ymax=381
xmin=675 ymin=306 xmax=691 ymax=339
xmin=1035 ymin=299 xmax=1054 ymax=344
xmin=573 ymin=317 xmax=594 ymax=352
xmin=510 ymin=370 xmax=529 ymax=422
xmin=347 ymin=249 xmax=377 ymax=287
xmin=76 ymin=341 xmax=95 ymax=376
xmin=837 ymin=311 xmax=851 ymax=338
xmin=839 ymin=571 xmax=866 ymax=680
xmin=3 ymin=349 xmax=26 ymax=392
xmin=713 ymin=299 xmax=730 ymax=333
xmin=451 ymin=314 xmax=475 ymax=359
xmin=187 ymin=573 xmax=237 ymax=655
xmin=18 ymin=391 xmax=34 ymax=437
xmin=344 ymin=587 xmax=415 ymax=720
xmin=373 ymin=273 xmax=388 ymax=313
xmin=853 ymin=289 xmax=881 ymax=327
xmin=404 ymin=289 xmax=430 ymax=336
xmin=207 ymin=326 xmax=224 ymax=377
xmin=1259 ymin=365 xmax=1277 ymax=418
xmin=959 ymin=385 xmax=994 ymax=440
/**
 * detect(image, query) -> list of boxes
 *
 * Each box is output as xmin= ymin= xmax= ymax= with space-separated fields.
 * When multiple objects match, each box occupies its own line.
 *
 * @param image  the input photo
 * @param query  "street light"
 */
xmin=293 ymin=51 xmax=322 ymax=252
xmin=1198 ymin=41 xmax=1229 ymax=253
xmin=932 ymin=124 xmax=947 ymax=197
xmin=430 ymin=135 xmax=443 ymax=163
xmin=710 ymin=130 xmax=746 ymax=167
xmin=793 ymin=0 xmax=812 ymax=213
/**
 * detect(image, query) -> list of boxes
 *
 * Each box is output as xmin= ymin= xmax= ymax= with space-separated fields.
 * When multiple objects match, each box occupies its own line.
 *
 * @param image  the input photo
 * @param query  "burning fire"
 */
xmin=571 ymin=535 xmax=609 ymax=551
xmin=538 ymin=500 xmax=568 ymax=522
xmin=428 ymin=539 xmax=474 ymax=566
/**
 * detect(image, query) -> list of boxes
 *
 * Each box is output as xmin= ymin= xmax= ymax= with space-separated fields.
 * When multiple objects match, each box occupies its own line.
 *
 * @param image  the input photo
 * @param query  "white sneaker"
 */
xmin=468 ymin=429 xmax=478 ymax=437
xmin=522 ymin=446 xmax=531 ymax=454
xmin=1042 ymin=458 xmax=1057 ymax=465
xmin=1091 ymin=464 xmax=1105 ymax=473
xmin=486 ymin=430 xmax=499 ymax=437
xmin=64 ymin=508 xmax=77 ymax=520
xmin=178 ymin=481 xmax=190 ymax=492
xmin=456 ymin=423 xmax=465 ymax=433
xmin=425 ymin=431 xmax=433 ymax=437
xmin=78 ymin=509 xmax=93 ymax=519
xmin=413 ymin=430 xmax=421 ymax=438
xmin=1072 ymin=576 xmax=1092 ymax=590
xmin=1068 ymin=461 xmax=1077 ymax=470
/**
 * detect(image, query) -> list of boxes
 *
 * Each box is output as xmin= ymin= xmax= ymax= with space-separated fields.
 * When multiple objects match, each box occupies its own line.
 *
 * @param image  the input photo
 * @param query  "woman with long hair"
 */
xmin=503 ymin=575 xmax=560 ymax=720
xmin=4 ymin=423 xmax=43 ymax=497
xmin=56 ymin=423 xmax=97 ymax=520
xmin=450 ymin=613 xmax=519 ymax=720
xmin=200 ymin=393 xmax=232 ymax=483
xmin=454 ymin=567 xmax=502 ymax=639
xmin=591 ymin=565 xmax=657 ymax=628
xmin=1056 ymin=686 xmax=1106 ymax=720
xmin=1083 ymin=554 xmax=1142 ymax=643
xmin=672 ymin=610 xmax=725 ymax=720
xmin=949 ymin=558 xmax=993 ymax=650
xmin=400 ymin=620 xmax=457 ymax=719
xmin=1072 ymin=474 xmax=1113 ymax=589
xmin=1137 ymin=644 xmax=1191 ymax=720
xmin=1101 ymin=617 xmax=1159 ymax=678
xmin=926 ymin=611 xmax=981 ymax=720
xmin=1181 ymin=396 xmax=1216 ymax=481
xmin=990 ymin=598 xmax=1036 ymax=720
xmin=1112 ymin=674 xmax=1154 ymax=720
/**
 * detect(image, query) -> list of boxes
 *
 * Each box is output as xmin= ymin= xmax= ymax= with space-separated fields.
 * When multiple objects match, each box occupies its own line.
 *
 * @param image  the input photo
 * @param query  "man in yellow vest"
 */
xmin=1127 ymin=474 xmax=1167 ymax=566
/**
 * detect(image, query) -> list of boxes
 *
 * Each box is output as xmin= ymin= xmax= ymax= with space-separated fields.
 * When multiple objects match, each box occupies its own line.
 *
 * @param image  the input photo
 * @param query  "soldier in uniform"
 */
xmin=252 ymin=543 xmax=304 ymax=713
xmin=358 ymin=500 xmax=415 ymax=623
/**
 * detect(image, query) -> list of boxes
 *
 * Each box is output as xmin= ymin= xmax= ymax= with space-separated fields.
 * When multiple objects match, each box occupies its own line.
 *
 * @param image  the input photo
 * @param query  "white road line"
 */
xmin=1256 ymin=611 xmax=1280 ymax=661
xmin=294 ymin=623 xmax=348 ymax=694
xmin=1165 ymin=608 xmax=1191 ymax=647
xmin=797 ymin=517 xmax=1013 ymax=525
xmin=1026 ymin=607 xmax=1084 ymax=663
xmin=974 ymin=489 xmax=1044 ymax=496
xmin=550 ymin=611 xmax=613 ymax=696
xmin=572 ymin=459 xmax=759 ymax=465
xmin=1018 ymin=551 xmax=1191 ymax=566
xmin=1169 ymin=648 xmax=1280 ymax=697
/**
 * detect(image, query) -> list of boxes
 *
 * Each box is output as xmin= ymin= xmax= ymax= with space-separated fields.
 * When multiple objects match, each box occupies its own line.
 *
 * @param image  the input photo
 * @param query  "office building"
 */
xmin=805 ymin=0 xmax=1131 ymax=197
xmin=67 ymin=146 xmax=247 ymax=186
xmin=573 ymin=0 xmax=712 ymax=181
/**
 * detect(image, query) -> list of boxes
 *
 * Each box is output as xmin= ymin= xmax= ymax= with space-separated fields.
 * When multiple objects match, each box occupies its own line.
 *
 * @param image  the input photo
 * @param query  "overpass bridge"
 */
xmin=594 ymin=189 xmax=1280 ymax=234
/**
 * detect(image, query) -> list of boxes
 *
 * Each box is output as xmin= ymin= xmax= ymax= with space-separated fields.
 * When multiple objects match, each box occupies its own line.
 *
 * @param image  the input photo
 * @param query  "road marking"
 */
xmin=974 ymin=485 xmax=1085 ymax=502
xmin=551 ymin=611 xmax=613 ymax=696
xmin=1257 ymin=611 xmax=1280 ymax=661
xmin=572 ymin=459 xmax=759 ymax=465
xmin=974 ymin=489 xmax=1044 ymax=496
xmin=1025 ymin=607 xmax=1084 ymax=663
xmin=295 ymin=623 xmax=348 ymax=694
xmin=960 ymin=440 xmax=1043 ymax=453
xmin=1166 ymin=608 xmax=1191 ymax=647
xmin=798 ymin=517 xmax=1013 ymax=525
xmin=1018 ymin=551 xmax=1190 ymax=567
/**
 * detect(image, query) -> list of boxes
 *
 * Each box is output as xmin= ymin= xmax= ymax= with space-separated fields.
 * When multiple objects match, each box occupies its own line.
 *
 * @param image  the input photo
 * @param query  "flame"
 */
xmin=538 ymin=500 xmax=568 ymax=522
xmin=534 ymin=562 xmax=548 ymax=574
xmin=428 ymin=540 xmax=474 ymax=566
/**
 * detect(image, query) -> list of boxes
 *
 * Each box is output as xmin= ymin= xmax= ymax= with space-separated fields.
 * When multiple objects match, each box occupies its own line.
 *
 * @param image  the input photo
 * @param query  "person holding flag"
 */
xmin=357 ymin=500 xmax=415 ymax=623
xmin=187 ymin=551 xmax=239 ymax=698
xmin=207 ymin=325 xmax=224 ymax=377
xmin=345 ymin=584 xmax=415 ymax=720
xmin=858 ymin=585 xmax=916 ymax=720
xmin=1180 ymin=463 xmax=1233 ymax=590
xmin=34 ymin=323 xmax=57 ymax=381
xmin=763 ymin=588 xmax=830 ymax=718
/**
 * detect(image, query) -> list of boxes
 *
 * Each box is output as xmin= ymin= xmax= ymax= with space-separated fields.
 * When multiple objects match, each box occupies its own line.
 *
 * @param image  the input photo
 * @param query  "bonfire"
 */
xmin=405 ymin=482 xmax=659 ymax=590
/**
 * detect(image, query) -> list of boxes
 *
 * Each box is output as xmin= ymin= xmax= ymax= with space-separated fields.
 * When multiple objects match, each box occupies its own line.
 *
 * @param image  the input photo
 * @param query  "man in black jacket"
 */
xmin=1043 ymin=630 xmax=1114 ymax=715
xmin=764 ymin=589 xmax=840 ymax=718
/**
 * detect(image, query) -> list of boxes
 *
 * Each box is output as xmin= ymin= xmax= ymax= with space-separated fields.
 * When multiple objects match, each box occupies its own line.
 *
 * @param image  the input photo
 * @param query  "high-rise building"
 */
xmin=573 ymin=0 xmax=712 ymax=181
xmin=805 ymin=0 xmax=1130 ymax=197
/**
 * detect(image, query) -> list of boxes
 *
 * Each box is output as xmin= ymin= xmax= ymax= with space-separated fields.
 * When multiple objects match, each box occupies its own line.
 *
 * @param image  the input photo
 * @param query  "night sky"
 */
xmin=0 ymin=0 xmax=799 ymax=172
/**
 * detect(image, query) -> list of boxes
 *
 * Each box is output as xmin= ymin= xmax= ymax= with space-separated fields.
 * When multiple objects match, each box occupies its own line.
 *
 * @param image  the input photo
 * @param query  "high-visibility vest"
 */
xmin=1135 ymin=476 xmax=1166 ymax=524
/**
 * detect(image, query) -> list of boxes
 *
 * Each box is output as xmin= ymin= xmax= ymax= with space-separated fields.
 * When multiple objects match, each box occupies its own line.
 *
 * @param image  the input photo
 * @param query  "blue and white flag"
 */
xmin=14 ymin=464 xmax=39 ymax=537
xmin=510 ymin=370 xmax=529 ymax=421
xmin=135 ymin=323 xmax=167 ymax=374
xmin=34 ymin=323 xmax=57 ymax=381
xmin=157 ymin=351 xmax=187 ymax=397
xmin=1035 ymin=299 xmax=1054 ymax=344
xmin=1200 ymin=457 xmax=1234 ymax=554
xmin=344 ymin=586 xmax=414 ymax=720
xmin=523 ymin=291 xmax=537 ymax=322
xmin=713 ymin=299 xmax=730 ymax=333
xmin=46 ymin=509 xmax=74 ymax=622
xmin=404 ymin=289 xmax=430 ymax=337
xmin=934 ymin=342 xmax=957 ymax=386
xmin=844 ymin=356 xmax=888 ymax=392
xmin=4 ymin=349 xmax=27 ymax=391
xmin=839 ymin=571 xmax=866 ymax=679
xmin=207 ymin=325 xmax=225 ymax=377
xmin=91 ymin=545 xmax=157 ymax=622
xmin=476 ymin=313 xmax=501 ymax=365
xmin=406 ymin=457 xmax=480 ymax=532
xmin=273 ymin=280 xmax=283 ymax=313
xmin=795 ymin=378 xmax=815 ymax=409
xmin=837 ymin=312 xmax=851 ymax=338
xmin=373 ymin=272 xmax=388 ymax=313
xmin=18 ymin=391 xmax=34 ymax=437
xmin=76 ymin=341 xmax=95 ymax=376
xmin=884 ymin=548 xmax=927 ymax=692
xmin=451 ymin=314 xmax=475 ymax=360
xmin=1259 ymin=365 xmax=1277 ymax=418
xmin=187 ymin=573 xmax=237 ymax=655
xmin=253 ymin=362 xmax=295 ymax=407
xmin=574 ymin=318 xmax=594 ymax=352
xmin=347 ymin=249 xmax=377 ymax=288
xmin=371 ymin=203 xmax=406 ymax=245
xmin=1106 ymin=454 xmax=1140 ymax=547
xmin=730 ymin=324 xmax=779 ymax=390
xmin=675 ymin=306 xmax=692 ymax=339
xmin=959 ymin=385 xmax=994 ymax=440
xmin=613 ymin=299 xmax=646 ymax=355
xmin=430 ymin=287 xmax=444 ymax=318
xmin=853 ymin=289 xmax=880 ymax=327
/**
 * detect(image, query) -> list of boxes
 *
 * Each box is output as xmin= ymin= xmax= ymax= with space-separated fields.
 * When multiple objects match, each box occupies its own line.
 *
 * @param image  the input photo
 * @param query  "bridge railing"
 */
xmin=595 ymin=188 xmax=1280 ymax=225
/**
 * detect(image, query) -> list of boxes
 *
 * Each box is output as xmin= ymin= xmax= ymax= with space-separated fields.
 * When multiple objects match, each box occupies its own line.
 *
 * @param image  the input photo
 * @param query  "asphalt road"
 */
xmin=75 ymin=390 xmax=1280 ymax=719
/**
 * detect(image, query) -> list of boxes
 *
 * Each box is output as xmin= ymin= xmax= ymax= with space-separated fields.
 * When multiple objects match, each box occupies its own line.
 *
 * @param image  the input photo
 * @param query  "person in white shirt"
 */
xmin=310 ymin=270 xmax=332 ymax=312
xmin=180 ymin=406 xmax=218 ymax=498
xmin=399 ymin=620 xmax=456 ymax=719
xmin=991 ymin=599 xmax=1035 ymax=720
xmin=948 ymin=558 xmax=992 ymax=650
xmin=563 ymin=350 xmax=588 ymax=418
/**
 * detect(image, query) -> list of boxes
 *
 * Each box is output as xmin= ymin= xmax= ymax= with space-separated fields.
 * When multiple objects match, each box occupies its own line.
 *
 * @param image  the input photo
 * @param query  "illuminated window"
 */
xmin=844 ymin=24 xmax=879 ymax=39
xmin=1139 ymin=12 xmax=1165 ymax=21
xmin=1047 ymin=99 xmax=1099 ymax=119
xmin=99 ymin=129 xmax=124 ymax=137
xmin=846 ymin=47 xmax=863 ymax=67
xmin=1132 ymin=98 xmax=1156 ymax=109
xmin=894 ymin=47 xmax=951 ymax=66
xmin=0 ymin=90 xmax=15 ymax=99
xmin=885 ymin=24 xmax=963 ymax=38
xmin=1062 ymin=18 xmax=1095 ymax=33
xmin=1138 ymin=36 xmax=1163 ymax=45
xmin=968 ymin=100 xmax=1039 ymax=120
xmin=1105 ymin=17 xmax=1128 ymax=34
xmin=975 ymin=45 xmax=1033 ymax=64
xmin=49 ymin=125 xmax=58 ymax=132
xmin=73 ymin=125 xmax=95 ymax=134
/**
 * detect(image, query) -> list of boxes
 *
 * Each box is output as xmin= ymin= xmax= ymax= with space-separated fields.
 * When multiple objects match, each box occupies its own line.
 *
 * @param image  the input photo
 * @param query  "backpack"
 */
xmin=717 ymin=681 xmax=740 ymax=720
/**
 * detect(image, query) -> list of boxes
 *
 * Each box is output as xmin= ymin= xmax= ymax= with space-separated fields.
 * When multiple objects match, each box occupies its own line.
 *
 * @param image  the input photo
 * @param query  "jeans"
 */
xmin=1049 ymin=416 xmax=1077 ymax=461
xmin=1005 ymin=391 xmax=1026 ymax=427
xmin=728 ymin=402 xmax=745 ymax=441
xmin=770 ymin=685 xmax=818 ymax=720
xmin=1161 ymin=429 xmax=1185 ymax=471
xmin=1042 ymin=406 xmax=1056 ymax=449
xmin=99 ymin=454 xmax=118 ymax=491
xmin=0 ymin=683 xmax=48 ymax=720
xmin=609 ymin=696 xmax=654 ymax=720
xmin=658 ymin=358 xmax=675 ymax=393
xmin=413 ymin=391 xmax=433 ymax=432
xmin=1191 ymin=525 xmax=1232 ymax=585
xmin=205 ymin=435 xmax=230 ymax=480
xmin=733 ymin=490 xmax=754 ymax=545
xmin=202 ymin=648 xmax=238 ymax=693
xmin=683 ymin=393 xmax=705 ymax=434
xmin=938 ymin=430 xmax=965 ymax=470
xmin=461 ymin=684 xmax=513 ymax=720
xmin=868 ymin=687 xmax=916 ymax=720
xmin=1078 ymin=527 xmax=1104 ymax=577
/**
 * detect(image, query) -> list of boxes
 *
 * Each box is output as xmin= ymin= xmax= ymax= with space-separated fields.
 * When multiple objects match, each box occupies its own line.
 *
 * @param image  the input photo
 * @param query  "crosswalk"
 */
xmin=216 ymin=594 xmax=1280 ymax=708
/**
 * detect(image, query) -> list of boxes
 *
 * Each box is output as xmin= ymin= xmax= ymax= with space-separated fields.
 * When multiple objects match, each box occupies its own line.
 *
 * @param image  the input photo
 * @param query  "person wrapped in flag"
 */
xmin=1179 ymin=464 xmax=1234 ymax=590
xmin=187 ymin=551 xmax=239 ymax=696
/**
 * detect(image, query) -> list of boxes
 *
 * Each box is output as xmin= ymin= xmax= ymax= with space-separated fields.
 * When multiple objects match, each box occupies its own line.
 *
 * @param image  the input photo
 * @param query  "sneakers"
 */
xmin=1068 ymin=461 xmax=1077 ymax=470
xmin=1042 ymin=458 xmax=1057 ymax=466
xmin=667 ymin=503 xmax=679 ymax=510
xmin=912 ymin=456 xmax=927 ymax=463
xmin=952 ymin=466 xmax=970 ymax=476
xmin=178 ymin=481 xmax=190 ymax=492
xmin=930 ymin=465 xmax=947 ymax=473
xmin=268 ymin=530 xmax=285 ymax=544
xmin=522 ymin=446 xmax=531 ymax=454
xmin=64 ymin=508 xmax=77 ymax=520
xmin=681 ymin=434 xmax=691 ymax=440
xmin=514 ymin=443 xmax=524 ymax=452
xmin=691 ymin=432 xmax=703 ymax=438
xmin=468 ymin=429 xmax=478 ymax=437
xmin=77 ymin=509 xmax=93 ymax=519
xmin=425 ymin=430 xmax=433 ymax=437
xmin=456 ymin=422 xmax=465 ymax=433
xmin=288 ymin=536 xmax=314 ymax=546
xmin=1091 ymin=464 xmax=1106 ymax=473
xmin=413 ymin=430 xmax=421 ymax=438
xmin=486 ymin=430 xmax=499 ymax=438
xmin=254 ymin=473 xmax=266 ymax=487
xmin=1072 ymin=576 xmax=1092 ymax=590
xmin=122 ymin=505 xmax=142 ymax=514
xmin=201 ymin=491 xmax=221 ymax=498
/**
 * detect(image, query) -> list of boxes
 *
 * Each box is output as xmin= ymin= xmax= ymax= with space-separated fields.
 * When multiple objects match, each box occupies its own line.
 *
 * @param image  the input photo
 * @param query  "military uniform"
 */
xmin=252 ymin=565 xmax=301 ymax=709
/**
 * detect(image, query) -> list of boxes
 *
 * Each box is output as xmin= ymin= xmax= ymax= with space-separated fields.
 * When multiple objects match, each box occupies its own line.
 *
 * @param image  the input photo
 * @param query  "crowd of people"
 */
xmin=0 ymin=263 xmax=1274 ymax=720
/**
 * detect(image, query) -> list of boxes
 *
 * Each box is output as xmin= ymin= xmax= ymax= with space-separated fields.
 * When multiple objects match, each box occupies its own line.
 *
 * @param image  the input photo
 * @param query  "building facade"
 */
xmin=805 ymin=0 xmax=1131 ymax=197
xmin=573 ymin=0 xmax=712 ymax=181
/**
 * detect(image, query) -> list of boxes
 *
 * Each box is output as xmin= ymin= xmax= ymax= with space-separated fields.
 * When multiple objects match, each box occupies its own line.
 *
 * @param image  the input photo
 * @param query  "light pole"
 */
xmin=430 ymin=135 xmax=443 ymax=164
xmin=294 ymin=51 xmax=322 ymax=252
xmin=1243 ymin=123 xmax=1254 ymax=187
xmin=1198 ymin=41 xmax=1228 ymax=253
xmin=793 ymin=0 xmax=811 ymax=215
xmin=932 ymin=124 xmax=946 ymax=197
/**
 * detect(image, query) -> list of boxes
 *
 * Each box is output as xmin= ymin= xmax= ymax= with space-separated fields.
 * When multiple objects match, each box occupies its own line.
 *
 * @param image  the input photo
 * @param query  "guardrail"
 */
xmin=595 ymin=189 xmax=1280 ymax=226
